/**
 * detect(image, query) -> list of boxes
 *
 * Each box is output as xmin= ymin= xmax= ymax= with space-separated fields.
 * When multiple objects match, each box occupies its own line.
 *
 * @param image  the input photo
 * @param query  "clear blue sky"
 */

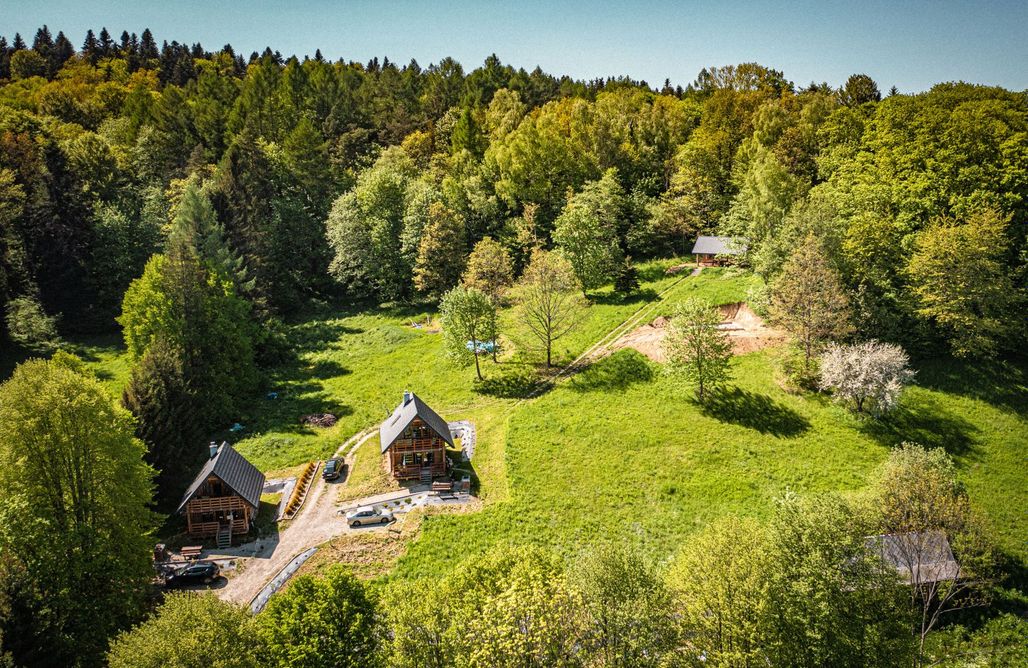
xmin=2 ymin=0 xmax=1026 ymax=92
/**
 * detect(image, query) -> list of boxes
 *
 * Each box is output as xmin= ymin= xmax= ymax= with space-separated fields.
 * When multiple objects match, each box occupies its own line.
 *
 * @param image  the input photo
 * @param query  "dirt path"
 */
xmin=214 ymin=430 xmax=379 ymax=606
xmin=528 ymin=266 xmax=702 ymax=396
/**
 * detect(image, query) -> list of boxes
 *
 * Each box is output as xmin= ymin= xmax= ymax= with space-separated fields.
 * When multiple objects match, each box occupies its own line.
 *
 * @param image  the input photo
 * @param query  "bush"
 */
xmin=4 ymin=296 xmax=60 ymax=352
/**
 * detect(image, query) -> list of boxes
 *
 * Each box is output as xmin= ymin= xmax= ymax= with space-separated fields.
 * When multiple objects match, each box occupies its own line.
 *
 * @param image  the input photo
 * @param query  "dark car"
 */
xmin=165 ymin=561 xmax=220 ymax=588
xmin=323 ymin=458 xmax=345 ymax=481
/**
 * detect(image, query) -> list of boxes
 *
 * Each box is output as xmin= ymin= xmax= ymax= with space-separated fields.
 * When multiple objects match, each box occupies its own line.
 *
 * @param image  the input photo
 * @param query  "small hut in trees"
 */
xmin=691 ymin=235 xmax=747 ymax=266
xmin=866 ymin=531 xmax=960 ymax=585
xmin=380 ymin=391 xmax=453 ymax=482
xmin=177 ymin=442 xmax=265 ymax=546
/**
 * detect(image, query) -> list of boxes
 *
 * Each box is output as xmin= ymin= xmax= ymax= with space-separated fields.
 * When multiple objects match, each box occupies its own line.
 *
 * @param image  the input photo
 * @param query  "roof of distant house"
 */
xmin=380 ymin=391 xmax=455 ymax=453
xmin=691 ymin=235 xmax=747 ymax=256
xmin=176 ymin=442 xmax=266 ymax=514
xmin=866 ymin=531 xmax=961 ymax=585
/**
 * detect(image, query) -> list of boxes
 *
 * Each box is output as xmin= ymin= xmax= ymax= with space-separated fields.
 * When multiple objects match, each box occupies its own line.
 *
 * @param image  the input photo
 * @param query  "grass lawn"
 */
xmin=5 ymin=261 xmax=1023 ymax=593
xmin=392 ymin=349 xmax=1028 ymax=580
xmin=231 ymin=258 xmax=742 ymax=473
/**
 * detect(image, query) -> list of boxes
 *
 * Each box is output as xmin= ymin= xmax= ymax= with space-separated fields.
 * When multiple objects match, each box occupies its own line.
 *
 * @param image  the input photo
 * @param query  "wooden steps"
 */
xmin=216 ymin=522 xmax=232 ymax=549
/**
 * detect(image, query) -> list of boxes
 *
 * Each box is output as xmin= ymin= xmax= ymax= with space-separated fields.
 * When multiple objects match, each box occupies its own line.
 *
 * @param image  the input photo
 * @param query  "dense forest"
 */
xmin=0 ymin=23 xmax=1026 ymax=668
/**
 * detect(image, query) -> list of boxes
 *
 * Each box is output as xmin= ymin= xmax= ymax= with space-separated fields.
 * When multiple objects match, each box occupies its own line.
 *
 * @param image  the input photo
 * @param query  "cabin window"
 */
xmin=424 ymin=452 xmax=434 ymax=465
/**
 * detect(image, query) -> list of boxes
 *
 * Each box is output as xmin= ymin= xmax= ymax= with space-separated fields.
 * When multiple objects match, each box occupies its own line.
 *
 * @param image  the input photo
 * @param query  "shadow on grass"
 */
xmin=588 ymin=288 xmax=658 ymax=306
xmin=288 ymin=319 xmax=362 ymax=353
xmin=447 ymin=449 xmax=480 ymax=496
xmin=306 ymin=359 xmax=350 ymax=380
xmin=700 ymin=387 xmax=811 ymax=438
xmin=570 ymin=350 xmax=654 ymax=393
xmin=475 ymin=365 xmax=543 ymax=399
xmin=859 ymin=394 xmax=980 ymax=456
xmin=637 ymin=262 xmax=676 ymax=283
xmin=916 ymin=357 xmax=1028 ymax=415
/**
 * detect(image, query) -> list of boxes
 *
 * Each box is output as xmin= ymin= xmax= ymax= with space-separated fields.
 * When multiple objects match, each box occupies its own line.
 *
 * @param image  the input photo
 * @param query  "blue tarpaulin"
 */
xmin=465 ymin=340 xmax=497 ymax=353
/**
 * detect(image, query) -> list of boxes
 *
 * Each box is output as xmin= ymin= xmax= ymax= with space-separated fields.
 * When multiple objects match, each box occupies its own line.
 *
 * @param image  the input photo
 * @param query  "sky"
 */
xmin=2 ymin=0 xmax=1026 ymax=93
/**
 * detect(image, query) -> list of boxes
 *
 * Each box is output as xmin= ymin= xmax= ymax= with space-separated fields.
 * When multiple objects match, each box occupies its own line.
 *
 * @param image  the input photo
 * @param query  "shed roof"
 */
xmin=866 ymin=531 xmax=960 ymax=585
xmin=691 ymin=235 xmax=747 ymax=256
xmin=380 ymin=392 xmax=454 ymax=453
xmin=176 ymin=442 xmax=266 ymax=514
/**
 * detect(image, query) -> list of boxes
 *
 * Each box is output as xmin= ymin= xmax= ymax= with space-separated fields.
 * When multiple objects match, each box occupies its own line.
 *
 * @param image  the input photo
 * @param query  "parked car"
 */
xmin=323 ymin=458 xmax=345 ymax=481
xmin=345 ymin=506 xmax=393 ymax=527
xmin=165 ymin=561 xmax=220 ymax=587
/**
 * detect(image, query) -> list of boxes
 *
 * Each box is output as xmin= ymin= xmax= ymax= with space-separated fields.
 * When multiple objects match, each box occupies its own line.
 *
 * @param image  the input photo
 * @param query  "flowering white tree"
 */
xmin=818 ymin=340 xmax=915 ymax=415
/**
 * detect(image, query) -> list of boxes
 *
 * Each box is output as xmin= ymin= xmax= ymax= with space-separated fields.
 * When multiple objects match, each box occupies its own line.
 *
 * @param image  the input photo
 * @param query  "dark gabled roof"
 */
xmin=176 ymin=442 xmax=266 ymax=514
xmin=380 ymin=392 xmax=454 ymax=453
xmin=866 ymin=531 xmax=960 ymax=585
xmin=691 ymin=235 xmax=747 ymax=256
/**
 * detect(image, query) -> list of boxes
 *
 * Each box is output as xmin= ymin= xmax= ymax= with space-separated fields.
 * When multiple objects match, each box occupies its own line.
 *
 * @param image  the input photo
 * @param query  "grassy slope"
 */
xmin=11 ymin=262 xmax=1023 ymax=582
xmin=394 ymin=350 xmax=1028 ymax=579
xmin=232 ymin=258 xmax=705 ymax=473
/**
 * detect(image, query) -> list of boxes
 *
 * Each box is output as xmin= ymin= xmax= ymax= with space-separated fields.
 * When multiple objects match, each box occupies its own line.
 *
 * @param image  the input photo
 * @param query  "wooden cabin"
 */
xmin=177 ymin=442 xmax=265 ymax=546
xmin=691 ymin=235 xmax=747 ymax=266
xmin=380 ymin=391 xmax=453 ymax=482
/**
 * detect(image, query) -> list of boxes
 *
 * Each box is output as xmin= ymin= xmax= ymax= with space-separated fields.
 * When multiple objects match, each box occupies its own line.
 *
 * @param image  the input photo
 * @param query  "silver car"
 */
xmin=345 ymin=505 xmax=393 ymax=527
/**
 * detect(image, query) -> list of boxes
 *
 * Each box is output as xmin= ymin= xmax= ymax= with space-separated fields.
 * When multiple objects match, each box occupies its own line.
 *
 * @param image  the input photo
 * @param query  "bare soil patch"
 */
xmin=612 ymin=302 xmax=786 ymax=361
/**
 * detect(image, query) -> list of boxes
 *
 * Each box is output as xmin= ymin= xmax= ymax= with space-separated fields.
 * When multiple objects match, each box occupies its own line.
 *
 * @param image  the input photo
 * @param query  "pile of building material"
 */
xmin=301 ymin=413 xmax=337 ymax=428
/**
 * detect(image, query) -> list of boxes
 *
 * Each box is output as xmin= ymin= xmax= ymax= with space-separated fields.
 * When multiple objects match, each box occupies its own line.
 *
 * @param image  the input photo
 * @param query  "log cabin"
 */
xmin=691 ymin=235 xmax=747 ymax=266
xmin=176 ymin=442 xmax=265 ymax=546
xmin=380 ymin=391 xmax=453 ymax=482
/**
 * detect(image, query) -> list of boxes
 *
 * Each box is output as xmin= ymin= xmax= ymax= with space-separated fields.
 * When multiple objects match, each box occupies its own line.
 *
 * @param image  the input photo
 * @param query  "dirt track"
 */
xmin=213 ymin=430 xmax=378 ymax=606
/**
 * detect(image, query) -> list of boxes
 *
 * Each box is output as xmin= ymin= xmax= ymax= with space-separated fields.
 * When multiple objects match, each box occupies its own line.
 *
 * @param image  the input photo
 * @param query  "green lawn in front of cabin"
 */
xmin=7 ymin=261 xmax=1024 ymax=591
xmin=392 ymin=350 xmax=1028 ymax=581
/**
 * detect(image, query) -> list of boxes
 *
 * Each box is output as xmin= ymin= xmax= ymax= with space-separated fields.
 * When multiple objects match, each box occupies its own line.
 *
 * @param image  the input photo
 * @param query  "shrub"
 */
xmin=4 ymin=296 xmax=60 ymax=352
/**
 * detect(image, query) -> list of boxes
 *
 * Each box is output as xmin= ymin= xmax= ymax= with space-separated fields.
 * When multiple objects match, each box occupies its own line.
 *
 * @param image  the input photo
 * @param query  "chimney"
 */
xmin=403 ymin=390 xmax=412 ymax=406
xmin=209 ymin=441 xmax=220 ymax=459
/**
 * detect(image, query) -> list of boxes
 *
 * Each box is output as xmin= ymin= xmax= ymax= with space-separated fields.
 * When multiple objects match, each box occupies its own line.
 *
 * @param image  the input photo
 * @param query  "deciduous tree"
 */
xmin=552 ymin=169 xmax=626 ymax=294
xmin=462 ymin=236 xmax=514 ymax=303
xmin=769 ymin=234 xmax=853 ymax=378
xmin=873 ymin=444 xmax=998 ymax=664
xmin=818 ymin=340 xmax=914 ymax=415
xmin=413 ymin=202 xmax=466 ymax=299
xmin=0 ymin=354 xmax=157 ymax=667
xmin=108 ymin=594 xmax=257 ymax=668
xmin=662 ymin=298 xmax=733 ymax=402
xmin=513 ymin=249 xmax=587 ymax=367
xmin=254 ymin=566 xmax=379 ymax=668
xmin=906 ymin=209 xmax=1021 ymax=359
xmin=440 ymin=285 xmax=496 ymax=380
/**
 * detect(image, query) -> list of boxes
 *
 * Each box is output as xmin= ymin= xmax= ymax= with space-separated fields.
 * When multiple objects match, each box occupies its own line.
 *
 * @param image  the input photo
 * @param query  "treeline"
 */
xmin=1 ymin=27 xmax=1024 ymax=361
xmin=107 ymin=445 xmax=1023 ymax=668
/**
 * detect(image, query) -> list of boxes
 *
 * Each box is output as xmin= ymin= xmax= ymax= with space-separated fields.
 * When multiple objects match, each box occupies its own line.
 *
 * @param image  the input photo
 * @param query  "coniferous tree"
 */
xmin=0 ymin=38 xmax=9 ymax=79
xmin=97 ymin=27 xmax=113 ymax=57
xmin=122 ymin=338 xmax=208 ymax=510
xmin=50 ymin=32 xmax=74 ymax=75
xmin=31 ymin=26 xmax=52 ymax=59
xmin=81 ymin=29 xmax=99 ymax=64
xmin=11 ymin=33 xmax=25 ymax=52
xmin=138 ymin=29 xmax=159 ymax=63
